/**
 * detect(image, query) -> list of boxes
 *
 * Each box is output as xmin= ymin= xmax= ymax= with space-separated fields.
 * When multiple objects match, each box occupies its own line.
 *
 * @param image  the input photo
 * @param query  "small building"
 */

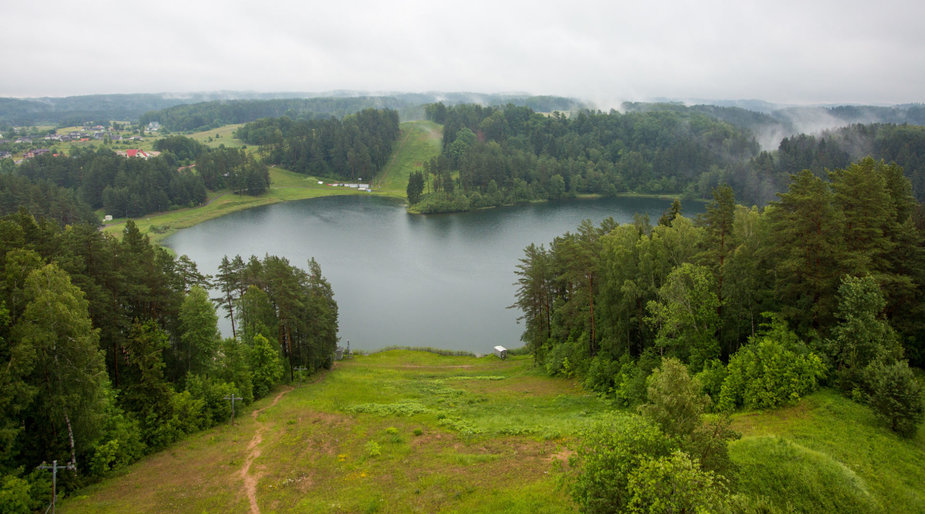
xmin=493 ymin=345 xmax=508 ymax=360
xmin=103 ymin=215 xmax=113 ymax=222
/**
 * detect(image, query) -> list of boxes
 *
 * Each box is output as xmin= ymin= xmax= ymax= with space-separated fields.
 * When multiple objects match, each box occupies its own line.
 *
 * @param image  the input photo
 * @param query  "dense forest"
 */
xmin=236 ymin=108 xmax=401 ymax=181
xmin=512 ymin=157 xmax=923 ymax=426
xmin=0 ymin=202 xmax=338 ymax=508
xmin=408 ymin=103 xmax=925 ymax=212
xmin=514 ymin=158 xmax=925 ymax=510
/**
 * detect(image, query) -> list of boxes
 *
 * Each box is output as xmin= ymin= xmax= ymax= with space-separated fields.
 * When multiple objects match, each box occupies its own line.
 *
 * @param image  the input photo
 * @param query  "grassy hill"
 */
xmin=61 ymin=350 xmax=924 ymax=513
xmin=373 ymin=120 xmax=442 ymax=198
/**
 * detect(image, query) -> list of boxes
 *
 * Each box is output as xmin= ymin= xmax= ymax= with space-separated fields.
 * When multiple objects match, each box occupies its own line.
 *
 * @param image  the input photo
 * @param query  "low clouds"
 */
xmin=2 ymin=0 xmax=923 ymax=105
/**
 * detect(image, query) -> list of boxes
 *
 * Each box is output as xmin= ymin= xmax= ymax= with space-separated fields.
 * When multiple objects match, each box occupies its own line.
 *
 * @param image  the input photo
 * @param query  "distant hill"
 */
xmin=625 ymin=101 xmax=925 ymax=149
xmin=0 ymin=91 xmax=587 ymax=129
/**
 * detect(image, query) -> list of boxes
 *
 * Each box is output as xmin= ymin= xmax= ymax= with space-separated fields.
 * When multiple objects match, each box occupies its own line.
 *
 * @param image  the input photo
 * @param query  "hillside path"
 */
xmin=240 ymin=386 xmax=293 ymax=514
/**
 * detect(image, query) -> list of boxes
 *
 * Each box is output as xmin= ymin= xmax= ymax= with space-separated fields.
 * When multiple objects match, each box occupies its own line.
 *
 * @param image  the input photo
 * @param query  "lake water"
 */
xmin=164 ymin=195 xmax=699 ymax=354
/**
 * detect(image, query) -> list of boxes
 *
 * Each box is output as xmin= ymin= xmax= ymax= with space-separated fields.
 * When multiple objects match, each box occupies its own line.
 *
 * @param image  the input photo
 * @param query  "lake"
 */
xmin=164 ymin=195 xmax=700 ymax=354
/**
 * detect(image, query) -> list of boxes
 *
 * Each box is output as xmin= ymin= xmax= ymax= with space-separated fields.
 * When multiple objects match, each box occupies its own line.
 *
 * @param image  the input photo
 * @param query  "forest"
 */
xmin=408 ymin=103 xmax=925 ymax=212
xmin=8 ymin=136 xmax=270 ymax=219
xmin=138 ymin=94 xmax=586 ymax=132
xmin=236 ymin=108 xmax=401 ymax=181
xmin=511 ymin=158 xmax=925 ymax=510
xmin=0 ymin=202 xmax=338 ymax=509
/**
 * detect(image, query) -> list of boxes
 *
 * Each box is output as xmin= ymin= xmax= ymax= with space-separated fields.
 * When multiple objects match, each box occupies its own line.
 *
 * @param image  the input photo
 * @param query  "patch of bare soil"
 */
xmin=240 ymin=386 xmax=293 ymax=514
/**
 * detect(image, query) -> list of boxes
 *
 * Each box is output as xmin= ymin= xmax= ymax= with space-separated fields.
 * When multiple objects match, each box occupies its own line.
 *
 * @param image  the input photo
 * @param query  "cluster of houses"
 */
xmin=115 ymin=149 xmax=161 ymax=159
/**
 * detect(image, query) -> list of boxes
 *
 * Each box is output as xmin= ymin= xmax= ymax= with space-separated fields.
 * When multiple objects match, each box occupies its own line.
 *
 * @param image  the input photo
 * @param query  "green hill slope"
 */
xmin=62 ymin=352 xmax=925 ymax=513
xmin=374 ymin=120 xmax=443 ymax=198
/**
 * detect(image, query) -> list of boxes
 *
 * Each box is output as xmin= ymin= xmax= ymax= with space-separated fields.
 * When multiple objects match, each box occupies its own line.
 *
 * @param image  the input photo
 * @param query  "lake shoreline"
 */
xmin=107 ymin=181 xmax=695 ymax=245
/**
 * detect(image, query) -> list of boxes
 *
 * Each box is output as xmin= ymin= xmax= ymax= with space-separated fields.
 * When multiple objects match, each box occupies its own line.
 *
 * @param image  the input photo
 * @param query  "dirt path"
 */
xmin=240 ymin=386 xmax=293 ymax=514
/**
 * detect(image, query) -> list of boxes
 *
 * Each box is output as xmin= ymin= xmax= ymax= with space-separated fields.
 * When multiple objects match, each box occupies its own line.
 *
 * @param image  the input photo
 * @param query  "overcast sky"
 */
xmin=2 ymin=0 xmax=923 ymax=106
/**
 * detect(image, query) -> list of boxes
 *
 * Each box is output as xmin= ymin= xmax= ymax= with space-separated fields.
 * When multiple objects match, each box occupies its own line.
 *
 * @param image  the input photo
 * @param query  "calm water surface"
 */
xmin=164 ymin=195 xmax=699 ymax=354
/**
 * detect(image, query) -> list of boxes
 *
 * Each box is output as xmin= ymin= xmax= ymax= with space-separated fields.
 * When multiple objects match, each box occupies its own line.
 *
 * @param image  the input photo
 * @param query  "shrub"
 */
xmin=0 ymin=474 xmax=31 ymax=514
xmin=639 ymin=358 xmax=709 ymax=438
xmin=626 ymin=451 xmax=728 ymax=513
xmin=863 ymin=358 xmax=924 ymax=436
xmin=570 ymin=414 xmax=675 ymax=513
xmin=718 ymin=330 xmax=826 ymax=411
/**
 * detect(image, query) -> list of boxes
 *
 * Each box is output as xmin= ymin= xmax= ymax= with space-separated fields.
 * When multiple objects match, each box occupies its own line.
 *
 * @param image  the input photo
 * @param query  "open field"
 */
xmin=61 ymin=350 xmax=925 ymax=513
xmin=186 ymin=124 xmax=248 ymax=149
xmin=373 ymin=120 xmax=442 ymax=198
xmin=62 ymin=350 xmax=595 ymax=513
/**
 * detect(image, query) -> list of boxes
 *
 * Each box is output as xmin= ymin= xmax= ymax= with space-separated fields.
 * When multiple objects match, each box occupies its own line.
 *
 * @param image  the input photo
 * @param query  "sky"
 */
xmin=2 ymin=0 xmax=924 ymax=107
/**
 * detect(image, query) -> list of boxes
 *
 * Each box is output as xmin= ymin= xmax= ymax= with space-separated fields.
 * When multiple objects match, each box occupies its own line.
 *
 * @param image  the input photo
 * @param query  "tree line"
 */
xmin=236 ymin=109 xmax=400 ymax=181
xmin=12 ymin=138 xmax=269 ymax=219
xmin=412 ymin=103 xmax=760 ymax=212
xmin=512 ymin=157 xmax=924 ymax=437
xmin=409 ymin=103 xmax=925 ymax=212
xmin=0 ymin=210 xmax=337 ymax=509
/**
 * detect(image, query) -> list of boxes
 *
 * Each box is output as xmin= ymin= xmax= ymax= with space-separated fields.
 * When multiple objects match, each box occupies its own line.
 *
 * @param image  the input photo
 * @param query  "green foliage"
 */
xmin=570 ymin=414 xmax=675 ymax=513
xmin=250 ymin=333 xmax=283 ymax=399
xmin=364 ymin=440 xmax=382 ymax=459
xmin=184 ymin=374 xmax=237 ymax=427
xmin=14 ymin=263 xmax=108 ymax=464
xmin=87 ymin=390 xmax=145 ymax=477
xmin=718 ymin=321 xmax=826 ymax=411
xmin=828 ymin=275 xmax=903 ymax=391
xmin=863 ymin=358 xmax=924 ymax=437
xmin=406 ymin=170 xmax=424 ymax=205
xmin=0 ymin=474 xmax=31 ymax=514
xmin=639 ymin=357 xmax=710 ymax=438
xmin=646 ymin=263 xmax=720 ymax=370
xmin=611 ymin=350 xmax=660 ymax=407
xmin=625 ymin=450 xmax=728 ymax=513
xmin=238 ymin=109 xmax=400 ymax=181
xmin=178 ymin=286 xmax=221 ymax=377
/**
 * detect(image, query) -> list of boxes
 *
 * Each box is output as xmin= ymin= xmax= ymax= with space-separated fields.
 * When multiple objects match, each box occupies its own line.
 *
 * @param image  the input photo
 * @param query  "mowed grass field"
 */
xmin=60 ymin=350 xmax=925 ymax=513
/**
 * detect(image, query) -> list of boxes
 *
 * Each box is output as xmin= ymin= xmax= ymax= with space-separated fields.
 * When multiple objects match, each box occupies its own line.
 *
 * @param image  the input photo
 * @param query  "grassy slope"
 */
xmin=729 ymin=389 xmax=925 ymax=513
xmin=374 ymin=120 xmax=442 ymax=198
xmin=62 ymin=351 xmax=925 ymax=513
xmin=63 ymin=350 xmax=596 ymax=513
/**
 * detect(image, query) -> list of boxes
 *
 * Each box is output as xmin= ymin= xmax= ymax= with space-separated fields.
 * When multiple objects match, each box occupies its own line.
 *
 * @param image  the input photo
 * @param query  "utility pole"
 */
xmin=224 ymin=394 xmax=243 ymax=425
xmin=37 ymin=460 xmax=75 ymax=514
xmin=294 ymin=366 xmax=308 ymax=386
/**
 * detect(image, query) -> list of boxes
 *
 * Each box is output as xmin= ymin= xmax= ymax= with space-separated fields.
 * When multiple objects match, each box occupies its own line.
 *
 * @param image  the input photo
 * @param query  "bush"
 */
xmin=583 ymin=354 xmax=621 ymax=394
xmin=718 ymin=330 xmax=826 ymax=411
xmin=639 ymin=358 xmax=709 ymax=438
xmin=250 ymin=333 xmax=284 ymax=399
xmin=612 ymin=349 xmax=660 ymax=407
xmin=570 ymin=414 xmax=675 ymax=513
xmin=696 ymin=358 xmax=728 ymax=405
xmin=626 ymin=450 xmax=728 ymax=513
xmin=0 ymin=474 xmax=31 ymax=514
xmin=863 ymin=358 xmax=924 ymax=436
xmin=185 ymin=375 xmax=238 ymax=427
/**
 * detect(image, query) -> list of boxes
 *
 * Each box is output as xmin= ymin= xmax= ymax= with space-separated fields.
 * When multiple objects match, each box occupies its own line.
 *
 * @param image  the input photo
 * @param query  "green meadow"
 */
xmin=61 ymin=350 xmax=925 ymax=513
